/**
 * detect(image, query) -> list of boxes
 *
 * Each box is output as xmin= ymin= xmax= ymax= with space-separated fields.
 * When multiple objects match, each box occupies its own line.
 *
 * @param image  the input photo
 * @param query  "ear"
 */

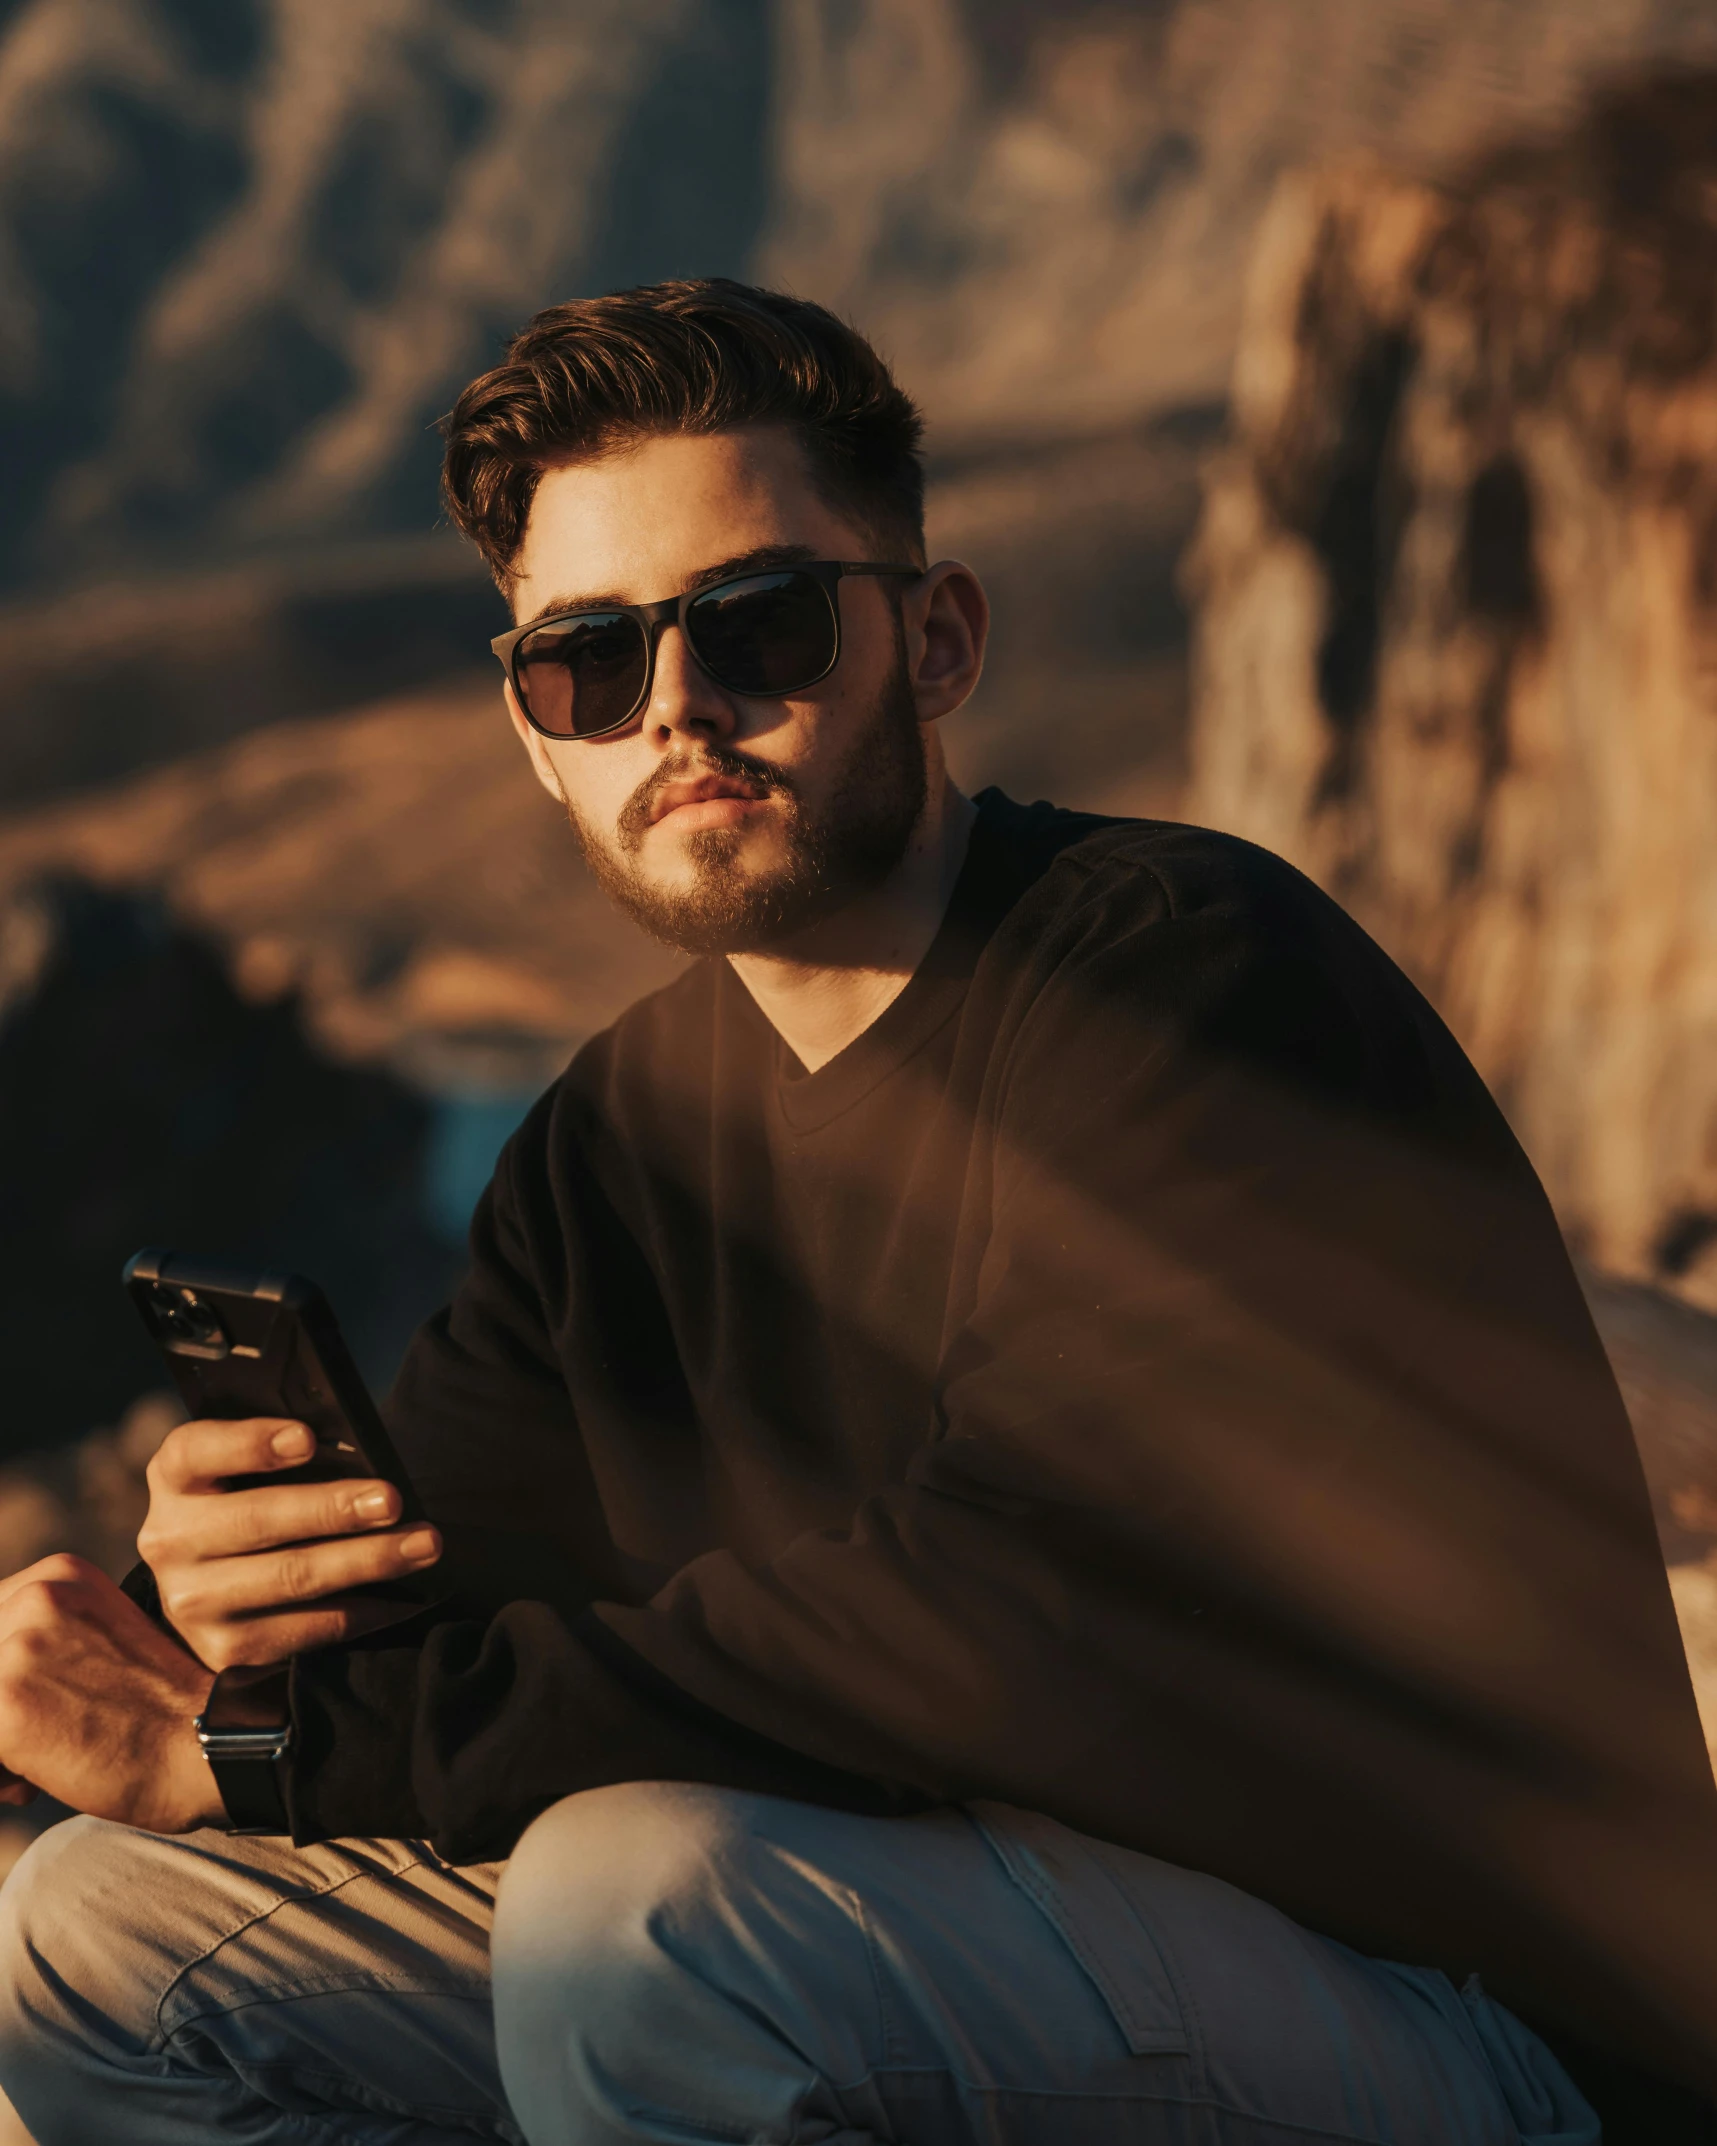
xmin=504 ymin=680 xmax=570 ymax=803
xmin=905 ymin=561 xmax=989 ymax=725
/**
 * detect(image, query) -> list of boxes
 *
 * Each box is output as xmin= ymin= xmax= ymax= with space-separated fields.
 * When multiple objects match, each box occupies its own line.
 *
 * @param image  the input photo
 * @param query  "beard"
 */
xmin=561 ymin=650 xmax=930 ymax=958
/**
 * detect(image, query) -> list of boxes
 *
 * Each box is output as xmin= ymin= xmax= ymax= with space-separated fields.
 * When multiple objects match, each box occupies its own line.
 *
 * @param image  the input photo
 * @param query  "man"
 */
xmin=0 ymin=280 xmax=1710 ymax=2144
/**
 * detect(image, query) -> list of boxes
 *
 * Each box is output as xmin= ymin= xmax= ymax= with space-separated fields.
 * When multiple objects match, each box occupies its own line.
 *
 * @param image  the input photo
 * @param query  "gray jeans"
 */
xmin=0 ymin=1783 xmax=1596 ymax=2144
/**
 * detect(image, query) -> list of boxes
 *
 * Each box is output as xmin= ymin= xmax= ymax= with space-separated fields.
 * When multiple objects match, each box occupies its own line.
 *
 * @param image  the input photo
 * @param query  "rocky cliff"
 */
xmin=9 ymin=0 xmax=1717 ymax=600
xmin=10 ymin=0 xmax=1717 ymax=821
xmin=1186 ymin=69 xmax=1717 ymax=1322
xmin=0 ymin=873 xmax=455 ymax=1447
xmin=763 ymin=0 xmax=1717 ymax=449
xmin=0 ymin=678 xmax=682 ymax=1084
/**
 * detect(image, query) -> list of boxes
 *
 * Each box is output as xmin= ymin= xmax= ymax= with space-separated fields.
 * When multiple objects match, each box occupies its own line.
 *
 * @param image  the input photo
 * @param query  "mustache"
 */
xmin=617 ymin=745 xmax=797 ymax=848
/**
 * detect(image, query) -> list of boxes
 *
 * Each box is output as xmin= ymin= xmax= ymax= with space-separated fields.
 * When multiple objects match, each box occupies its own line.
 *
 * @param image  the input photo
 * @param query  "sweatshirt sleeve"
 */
xmin=287 ymin=1088 xmax=918 ymax=1852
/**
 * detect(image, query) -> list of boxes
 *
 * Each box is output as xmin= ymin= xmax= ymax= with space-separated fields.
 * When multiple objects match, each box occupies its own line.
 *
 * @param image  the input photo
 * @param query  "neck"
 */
xmin=727 ymin=768 xmax=977 ymax=1073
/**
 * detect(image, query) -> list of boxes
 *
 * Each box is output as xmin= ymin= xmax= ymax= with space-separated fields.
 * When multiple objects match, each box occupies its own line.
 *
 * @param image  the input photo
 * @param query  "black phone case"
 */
xmin=123 ymin=1247 xmax=444 ymax=1608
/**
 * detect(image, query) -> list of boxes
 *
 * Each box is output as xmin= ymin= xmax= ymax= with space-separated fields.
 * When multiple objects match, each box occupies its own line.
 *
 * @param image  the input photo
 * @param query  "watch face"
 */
xmin=199 ymin=1664 xmax=292 ymax=1737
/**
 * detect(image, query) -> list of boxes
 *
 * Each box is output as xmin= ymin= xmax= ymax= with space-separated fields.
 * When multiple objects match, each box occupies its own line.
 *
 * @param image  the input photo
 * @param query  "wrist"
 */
xmin=158 ymin=1663 xmax=222 ymax=1830
xmin=176 ymin=1718 xmax=230 ymax=1830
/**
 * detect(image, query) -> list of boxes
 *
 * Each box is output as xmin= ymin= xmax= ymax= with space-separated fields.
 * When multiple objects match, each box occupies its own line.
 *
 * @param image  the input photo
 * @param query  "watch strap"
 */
xmin=195 ymin=1663 xmax=293 ymax=1834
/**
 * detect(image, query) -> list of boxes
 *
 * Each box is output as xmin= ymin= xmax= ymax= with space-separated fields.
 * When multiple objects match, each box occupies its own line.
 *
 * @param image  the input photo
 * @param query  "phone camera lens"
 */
xmin=148 ymin=1283 xmax=226 ymax=1351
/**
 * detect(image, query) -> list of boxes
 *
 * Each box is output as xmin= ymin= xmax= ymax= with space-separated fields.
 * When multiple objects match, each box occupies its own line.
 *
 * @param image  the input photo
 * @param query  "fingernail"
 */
xmin=353 ymin=1489 xmax=392 ymax=1522
xmin=400 ymin=1530 xmax=440 ymax=1565
xmin=271 ymin=1424 xmax=313 ymax=1458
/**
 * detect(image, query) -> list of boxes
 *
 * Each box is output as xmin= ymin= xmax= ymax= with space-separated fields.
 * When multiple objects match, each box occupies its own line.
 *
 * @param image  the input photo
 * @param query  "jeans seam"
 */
xmin=849 ymin=1885 xmax=904 ymax=2069
xmin=150 ymin=1847 xmax=438 ymax=2054
xmin=983 ymin=1826 xmax=1185 ymax=2059
xmin=165 ymin=1975 xmax=491 ymax=2033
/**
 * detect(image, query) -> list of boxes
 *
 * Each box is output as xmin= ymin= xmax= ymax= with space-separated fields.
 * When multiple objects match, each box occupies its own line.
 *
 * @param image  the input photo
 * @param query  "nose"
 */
xmin=645 ymin=621 xmax=737 ymax=747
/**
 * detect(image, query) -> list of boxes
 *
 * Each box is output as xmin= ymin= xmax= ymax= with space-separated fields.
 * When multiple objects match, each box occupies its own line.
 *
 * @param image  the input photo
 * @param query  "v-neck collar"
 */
xmin=720 ymin=795 xmax=1024 ymax=1133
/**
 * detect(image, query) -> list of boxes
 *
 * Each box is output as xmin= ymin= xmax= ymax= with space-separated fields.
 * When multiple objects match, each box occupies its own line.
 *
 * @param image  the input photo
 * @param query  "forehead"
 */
xmin=510 ymin=427 xmax=862 ymax=615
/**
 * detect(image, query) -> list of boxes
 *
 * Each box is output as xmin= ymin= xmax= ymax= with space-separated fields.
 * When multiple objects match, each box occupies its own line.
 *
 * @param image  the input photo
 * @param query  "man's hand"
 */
xmin=0 ymin=1555 xmax=225 ymax=1831
xmin=138 ymin=1418 xmax=442 ymax=1671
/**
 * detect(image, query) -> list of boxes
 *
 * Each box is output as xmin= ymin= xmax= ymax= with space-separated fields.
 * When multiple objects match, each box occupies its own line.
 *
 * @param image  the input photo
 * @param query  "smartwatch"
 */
xmin=194 ymin=1664 xmax=293 ymax=1834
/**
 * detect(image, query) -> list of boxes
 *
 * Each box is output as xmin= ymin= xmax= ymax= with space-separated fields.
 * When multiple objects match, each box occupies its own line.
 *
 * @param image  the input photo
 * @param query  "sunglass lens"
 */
xmin=514 ymin=612 xmax=649 ymax=738
xmin=687 ymin=572 xmax=838 ymax=696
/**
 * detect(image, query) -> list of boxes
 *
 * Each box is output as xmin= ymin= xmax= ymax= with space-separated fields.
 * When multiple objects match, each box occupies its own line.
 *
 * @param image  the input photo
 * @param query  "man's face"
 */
xmin=505 ymin=427 xmax=929 ymax=956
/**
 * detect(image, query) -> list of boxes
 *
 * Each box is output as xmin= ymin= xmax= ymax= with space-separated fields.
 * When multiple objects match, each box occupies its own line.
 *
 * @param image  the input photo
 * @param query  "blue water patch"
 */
xmin=424 ymin=1089 xmax=537 ymax=1241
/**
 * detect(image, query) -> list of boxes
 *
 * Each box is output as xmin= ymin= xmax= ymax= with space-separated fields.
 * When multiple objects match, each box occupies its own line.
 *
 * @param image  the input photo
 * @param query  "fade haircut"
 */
xmin=440 ymin=279 xmax=927 ymax=590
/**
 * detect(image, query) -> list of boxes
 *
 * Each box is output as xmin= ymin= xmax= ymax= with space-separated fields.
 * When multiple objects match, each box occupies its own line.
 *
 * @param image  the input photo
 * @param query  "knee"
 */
xmin=491 ymin=1784 xmax=757 ymax=2130
xmin=491 ymin=1786 xmax=857 ymax=2140
xmin=493 ymin=1780 xmax=754 ymax=1996
xmin=0 ymin=1817 xmax=155 ymax=2083
xmin=0 ymin=1815 xmax=126 ymax=1995
xmin=492 ymin=1783 xmax=849 ymax=2041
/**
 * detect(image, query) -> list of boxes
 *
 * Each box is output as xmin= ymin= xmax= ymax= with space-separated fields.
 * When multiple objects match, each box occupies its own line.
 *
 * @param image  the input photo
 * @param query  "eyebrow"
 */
xmin=517 ymin=543 xmax=822 ymax=627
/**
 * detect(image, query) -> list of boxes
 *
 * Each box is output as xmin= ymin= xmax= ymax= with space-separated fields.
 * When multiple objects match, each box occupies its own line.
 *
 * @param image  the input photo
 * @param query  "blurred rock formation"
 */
xmin=8 ymin=0 xmax=1717 ymax=599
xmin=0 ymin=0 xmax=772 ymax=589
xmin=1590 ymin=1273 xmax=1717 ymax=1760
xmin=0 ymin=1393 xmax=179 ymax=1584
xmin=0 ymin=416 xmax=1208 ymax=826
xmin=0 ymin=538 xmax=504 ymax=812
xmin=929 ymin=414 xmax=1212 ymax=819
xmin=1187 ymin=70 xmax=1717 ymax=1319
xmin=0 ymin=875 xmax=454 ymax=1450
xmin=766 ymin=0 xmax=1717 ymax=452
xmin=0 ymin=682 xmax=682 ymax=1087
xmin=11 ymin=2 xmax=1717 ymax=829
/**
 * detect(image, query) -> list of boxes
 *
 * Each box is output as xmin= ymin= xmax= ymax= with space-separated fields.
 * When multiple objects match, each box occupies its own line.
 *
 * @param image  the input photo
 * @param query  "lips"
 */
xmin=648 ymin=772 xmax=771 ymax=824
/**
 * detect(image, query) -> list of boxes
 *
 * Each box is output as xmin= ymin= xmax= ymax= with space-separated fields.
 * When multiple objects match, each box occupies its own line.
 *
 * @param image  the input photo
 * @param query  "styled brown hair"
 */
xmin=440 ymin=279 xmax=926 ymax=587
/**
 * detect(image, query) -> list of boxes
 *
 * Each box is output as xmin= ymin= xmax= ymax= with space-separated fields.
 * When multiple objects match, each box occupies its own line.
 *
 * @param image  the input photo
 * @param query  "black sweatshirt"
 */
xmin=283 ymin=792 xmax=1717 ymax=2114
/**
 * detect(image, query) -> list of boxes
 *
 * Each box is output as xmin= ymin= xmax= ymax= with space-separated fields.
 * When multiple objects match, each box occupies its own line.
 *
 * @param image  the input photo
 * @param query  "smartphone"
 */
xmin=123 ymin=1247 xmax=443 ymax=1606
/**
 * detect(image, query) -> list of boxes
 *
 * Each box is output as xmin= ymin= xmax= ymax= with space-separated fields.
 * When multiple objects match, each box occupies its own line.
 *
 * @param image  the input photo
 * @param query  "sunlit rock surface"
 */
xmin=1187 ymin=71 xmax=1717 ymax=1320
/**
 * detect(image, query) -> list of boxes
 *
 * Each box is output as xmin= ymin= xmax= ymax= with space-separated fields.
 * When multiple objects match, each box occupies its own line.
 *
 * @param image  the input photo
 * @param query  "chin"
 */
xmin=658 ymin=816 xmax=787 ymax=876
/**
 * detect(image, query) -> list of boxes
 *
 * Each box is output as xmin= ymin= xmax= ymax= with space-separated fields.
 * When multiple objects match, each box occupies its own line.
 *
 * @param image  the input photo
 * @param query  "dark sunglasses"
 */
xmin=491 ymin=560 xmax=921 ymax=741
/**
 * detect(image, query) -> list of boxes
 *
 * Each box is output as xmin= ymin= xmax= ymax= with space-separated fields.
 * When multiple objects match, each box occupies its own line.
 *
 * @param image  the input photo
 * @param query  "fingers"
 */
xmin=165 ymin=1523 xmax=440 ymax=1629
xmin=0 ymin=1552 xmax=106 ymax=1614
xmin=148 ymin=1418 xmax=318 ymax=1496
xmin=244 ymin=1527 xmax=442 ymax=1608
xmin=149 ymin=1475 xmax=404 ymax=1564
xmin=138 ymin=1417 xmax=438 ymax=1676
xmin=0 ymin=1558 xmax=165 ymax=1654
xmin=197 ymin=1592 xmax=427 ymax=1671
